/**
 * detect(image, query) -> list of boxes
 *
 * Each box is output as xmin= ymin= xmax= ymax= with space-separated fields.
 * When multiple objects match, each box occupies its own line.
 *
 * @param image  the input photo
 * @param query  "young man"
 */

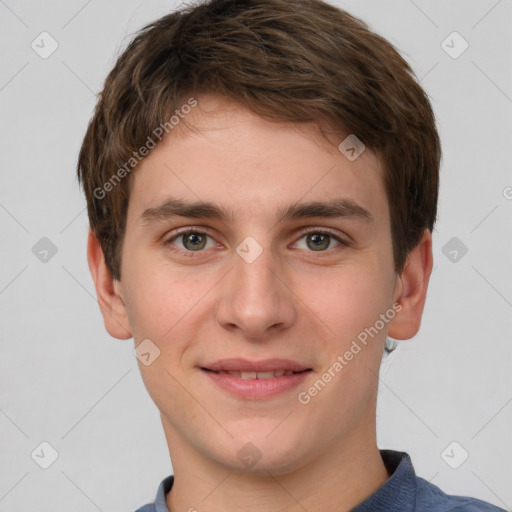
xmin=77 ymin=0 xmax=505 ymax=510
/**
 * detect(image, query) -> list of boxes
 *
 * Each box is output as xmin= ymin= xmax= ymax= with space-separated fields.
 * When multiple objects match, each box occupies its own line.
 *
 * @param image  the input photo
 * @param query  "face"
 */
xmin=109 ymin=93 xmax=405 ymax=474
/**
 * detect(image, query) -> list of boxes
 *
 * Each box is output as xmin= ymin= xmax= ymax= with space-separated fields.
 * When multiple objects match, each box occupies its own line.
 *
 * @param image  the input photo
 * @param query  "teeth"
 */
xmin=252 ymin=371 xmax=274 ymax=379
xmin=219 ymin=370 xmax=300 ymax=379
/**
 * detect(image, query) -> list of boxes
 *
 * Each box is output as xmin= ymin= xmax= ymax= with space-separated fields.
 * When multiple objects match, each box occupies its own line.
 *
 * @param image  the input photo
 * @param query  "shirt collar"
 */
xmin=153 ymin=474 xmax=174 ymax=512
xmin=351 ymin=450 xmax=418 ymax=512
xmin=152 ymin=450 xmax=417 ymax=512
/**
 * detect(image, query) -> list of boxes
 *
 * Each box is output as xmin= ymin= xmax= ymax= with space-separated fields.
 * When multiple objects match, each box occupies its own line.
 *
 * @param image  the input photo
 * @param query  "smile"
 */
xmin=200 ymin=367 xmax=313 ymax=400
xmin=203 ymin=368 xmax=309 ymax=379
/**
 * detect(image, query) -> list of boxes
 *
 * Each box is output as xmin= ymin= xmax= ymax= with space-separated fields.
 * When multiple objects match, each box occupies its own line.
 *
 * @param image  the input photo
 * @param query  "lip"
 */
xmin=201 ymin=368 xmax=312 ymax=400
xmin=202 ymin=358 xmax=311 ymax=373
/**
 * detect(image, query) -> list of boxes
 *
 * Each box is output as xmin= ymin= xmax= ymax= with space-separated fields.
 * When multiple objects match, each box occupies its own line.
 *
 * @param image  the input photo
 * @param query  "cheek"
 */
xmin=302 ymin=264 xmax=391 ymax=343
xmin=122 ymin=263 xmax=205 ymax=405
xmin=122 ymin=253 xmax=224 ymax=369
xmin=304 ymin=268 xmax=390 ymax=398
xmin=121 ymin=250 xmax=194 ymax=341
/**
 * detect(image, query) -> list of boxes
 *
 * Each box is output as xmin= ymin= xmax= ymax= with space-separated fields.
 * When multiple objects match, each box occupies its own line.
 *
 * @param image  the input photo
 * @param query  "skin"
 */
xmin=88 ymin=93 xmax=433 ymax=512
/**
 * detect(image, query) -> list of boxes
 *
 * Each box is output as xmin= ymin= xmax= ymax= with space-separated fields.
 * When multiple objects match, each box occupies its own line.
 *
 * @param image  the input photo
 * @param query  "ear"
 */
xmin=87 ymin=231 xmax=132 ymax=340
xmin=388 ymin=229 xmax=433 ymax=340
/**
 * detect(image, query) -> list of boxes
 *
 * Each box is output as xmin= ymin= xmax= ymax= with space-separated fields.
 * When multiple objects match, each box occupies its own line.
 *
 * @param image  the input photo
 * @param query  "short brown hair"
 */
xmin=77 ymin=0 xmax=441 ymax=281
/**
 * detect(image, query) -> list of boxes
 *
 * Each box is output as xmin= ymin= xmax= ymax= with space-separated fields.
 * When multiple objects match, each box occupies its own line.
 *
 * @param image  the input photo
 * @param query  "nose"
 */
xmin=214 ymin=239 xmax=297 ymax=341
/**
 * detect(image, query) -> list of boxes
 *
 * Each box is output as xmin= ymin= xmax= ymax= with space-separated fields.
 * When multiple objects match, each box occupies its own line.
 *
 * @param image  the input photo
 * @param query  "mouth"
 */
xmin=199 ymin=359 xmax=314 ymax=400
xmin=201 ymin=368 xmax=312 ymax=379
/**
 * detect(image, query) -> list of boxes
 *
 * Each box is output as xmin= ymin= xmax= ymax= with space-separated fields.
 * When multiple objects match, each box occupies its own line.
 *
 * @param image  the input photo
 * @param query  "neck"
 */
xmin=163 ymin=419 xmax=389 ymax=512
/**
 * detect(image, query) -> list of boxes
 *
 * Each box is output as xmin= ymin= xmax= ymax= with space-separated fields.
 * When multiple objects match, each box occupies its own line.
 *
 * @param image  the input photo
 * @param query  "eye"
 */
xmin=164 ymin=229 xmax=217 ymax=255
xmin=163 ymin=227 xmax=349 ymax=257
xmin=293 ymin=229 xmax=347 ymax=252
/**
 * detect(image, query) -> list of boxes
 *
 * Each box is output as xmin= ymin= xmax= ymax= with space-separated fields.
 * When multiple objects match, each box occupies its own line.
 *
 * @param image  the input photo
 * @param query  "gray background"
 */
xmin=1 ymin=0 xmax=511 ymax=510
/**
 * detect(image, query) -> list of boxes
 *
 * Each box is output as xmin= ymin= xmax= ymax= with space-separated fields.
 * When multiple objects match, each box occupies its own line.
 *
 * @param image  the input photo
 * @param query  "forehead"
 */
xmin=127 ymin=94 xmax=389 ymax=228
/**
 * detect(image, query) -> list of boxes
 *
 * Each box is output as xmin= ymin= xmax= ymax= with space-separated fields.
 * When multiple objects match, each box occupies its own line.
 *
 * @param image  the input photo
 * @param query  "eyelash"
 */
xmin=163 ymin=227 xmax=349 ymax=257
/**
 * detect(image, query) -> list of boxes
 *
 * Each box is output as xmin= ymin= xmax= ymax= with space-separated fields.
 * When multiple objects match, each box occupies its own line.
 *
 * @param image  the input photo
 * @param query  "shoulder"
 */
xmin=415 ymin=476 xmax=506 ymax=511
xmin=133 ymin=474 xmax=174 ymax=512
xmin=133 ymin=505 xmax=157 ymax=512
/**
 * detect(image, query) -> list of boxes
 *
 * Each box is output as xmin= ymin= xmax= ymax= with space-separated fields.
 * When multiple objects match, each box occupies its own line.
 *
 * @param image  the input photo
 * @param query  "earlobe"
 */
xmin=87 ymin=231 xmax=132 ymax=340
xmin=387 ymin=230 xmax=433 ymax=340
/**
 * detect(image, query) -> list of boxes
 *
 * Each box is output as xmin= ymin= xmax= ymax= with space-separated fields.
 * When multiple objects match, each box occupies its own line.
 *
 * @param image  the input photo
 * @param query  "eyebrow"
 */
xmin=140 ymin=197 xmax=373 ymax=226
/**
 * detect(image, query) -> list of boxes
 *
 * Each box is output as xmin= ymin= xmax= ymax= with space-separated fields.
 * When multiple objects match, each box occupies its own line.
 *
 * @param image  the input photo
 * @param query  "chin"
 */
xmin=213 ymin=432 xmax=312 ymax=476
